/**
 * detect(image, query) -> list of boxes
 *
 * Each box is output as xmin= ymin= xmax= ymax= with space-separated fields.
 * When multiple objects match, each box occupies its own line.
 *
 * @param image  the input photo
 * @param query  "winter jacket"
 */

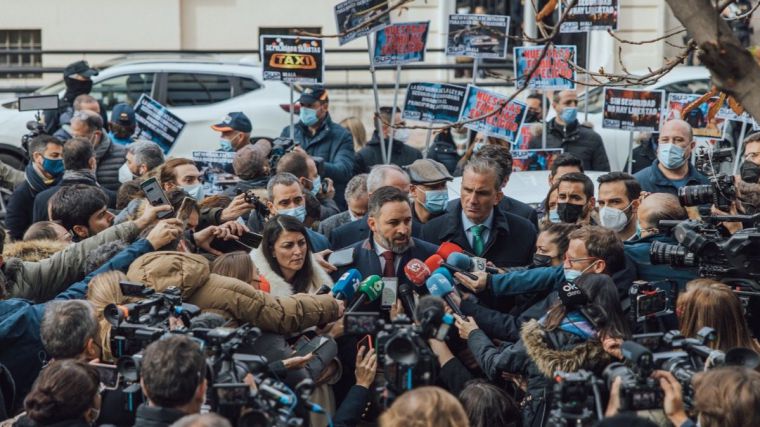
xmin=124 ymin=252 xmax=340 ymax=335
xmin=93 ymin=133 xmax=127 ymax=192
xmin=6 ymin=163 xmax=61 ymax=241
xmin=426 ymin=132 xmax=462 ymax=174
xmin=354 ymin=131 xmax=422 ymax=174
xmin=251 ymin=246 xmax=334 ymax=297
xmin=625 ymin=136 xmax=658 ymax=174
xmin=32 ymin=170 xmax=117 ymax=223
xmin=3 ymin=240 xmax=69 ymax=262
xmin=318 ymin=211 xmax=353 ymax=240
xmin=0 ymin=239 xmax=152 ymax=414
xmin=529 ymin=118 xmax=610 ymax=171
xmin=282 ymin=114 xmax=355 ymax=207
xmin=6 ymin=221 xmax=140 ymax=303
xmin=468 ymin=319 xmax=611 ymax=427
xmin=132 ymin=405 xmax=186 ymax=427
xmin=633 ymin=160 xmax=710 ymax=196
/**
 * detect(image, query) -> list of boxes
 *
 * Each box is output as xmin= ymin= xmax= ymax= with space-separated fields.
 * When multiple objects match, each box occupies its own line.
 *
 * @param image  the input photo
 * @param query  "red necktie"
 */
xmin=382 ymin=251 xmax=396 ymax=277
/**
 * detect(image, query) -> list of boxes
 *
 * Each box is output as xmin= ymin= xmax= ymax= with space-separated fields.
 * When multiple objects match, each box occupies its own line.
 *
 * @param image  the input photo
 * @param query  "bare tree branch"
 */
xmin=606 ymin=27 xmax=687 ymax=45
xmin=294 ymin=0 xmax=415 ymax=38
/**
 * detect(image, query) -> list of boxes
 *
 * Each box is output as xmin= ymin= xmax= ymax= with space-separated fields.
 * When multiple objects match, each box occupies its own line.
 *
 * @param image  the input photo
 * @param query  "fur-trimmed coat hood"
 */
xmin=3 ymin=239 xmax=70 ymax=262
xmin=251 ymin=246 xmax=333 ymax=297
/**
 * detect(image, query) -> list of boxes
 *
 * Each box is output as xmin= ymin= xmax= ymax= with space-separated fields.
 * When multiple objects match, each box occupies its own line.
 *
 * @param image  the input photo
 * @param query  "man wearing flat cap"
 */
xmin=405 ymin=159 xmax=452 ymax=224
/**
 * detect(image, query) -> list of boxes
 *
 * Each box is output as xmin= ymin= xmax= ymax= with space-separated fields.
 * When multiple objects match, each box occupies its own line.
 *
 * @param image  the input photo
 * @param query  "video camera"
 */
xmin=546 ymin=370 xmax=604 ymax=427
xmin=678 ymin=173 xmax=737 ymax=212
xmin=236 ymin=189 xmax=271 ymax=218
xmin=17 ymin=94 xmax=60 ymax=158
xmin=269 ymin=137 xmax=297 ymax=173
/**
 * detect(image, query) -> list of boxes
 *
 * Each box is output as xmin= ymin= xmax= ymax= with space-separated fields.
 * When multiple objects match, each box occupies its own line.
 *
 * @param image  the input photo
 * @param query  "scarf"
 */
xmin=62 ymin=169 xmax=99 ymax=186
xmin=540 ymin=310 xmax=597 ymax=340
xmin=24 ymin=162 xmax=59 ymax=195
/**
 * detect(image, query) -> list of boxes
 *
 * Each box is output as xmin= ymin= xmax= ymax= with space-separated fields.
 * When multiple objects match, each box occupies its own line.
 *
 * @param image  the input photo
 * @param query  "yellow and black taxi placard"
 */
xmin=260 ymin=35 xmax=325 ymax=84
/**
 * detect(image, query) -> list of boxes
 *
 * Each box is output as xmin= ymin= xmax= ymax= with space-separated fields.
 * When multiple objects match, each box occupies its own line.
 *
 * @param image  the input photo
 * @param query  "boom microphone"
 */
xmin=347 ymin=275 xmax=384 ymax=312
xmin=425 ymin=273 xmax=464 ymax=316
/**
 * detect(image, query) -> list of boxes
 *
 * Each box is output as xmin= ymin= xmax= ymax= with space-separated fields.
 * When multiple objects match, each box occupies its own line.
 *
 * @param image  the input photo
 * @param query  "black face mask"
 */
xmin=556 ymin=202 xmax=585 ymax=223
xmin=63 ymin=76 xmax=93 ymax=101
xmin=741 ymin=161 xmax=760 ymax=183
xmin=524 ymin=110 xmax=540 ymax=123
xmin=532 ymin=254 xmax=553 ymax=268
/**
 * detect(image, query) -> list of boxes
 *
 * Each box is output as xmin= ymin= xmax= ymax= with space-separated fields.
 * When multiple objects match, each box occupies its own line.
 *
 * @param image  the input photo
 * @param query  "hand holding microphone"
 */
xmin=425 ymin=273 xmax=464 ymax=316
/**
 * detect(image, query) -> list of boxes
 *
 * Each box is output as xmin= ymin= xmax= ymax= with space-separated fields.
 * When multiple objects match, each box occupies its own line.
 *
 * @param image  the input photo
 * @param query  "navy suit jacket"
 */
xmin=329 ymin=214 xmax=423 ymax=250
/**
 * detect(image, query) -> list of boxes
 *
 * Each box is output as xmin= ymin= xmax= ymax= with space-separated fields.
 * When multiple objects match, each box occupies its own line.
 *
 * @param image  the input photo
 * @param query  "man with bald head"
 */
xmin=633 ymin=119 xmax=709 ymax=195
xmin=624 ymin=192 xmax=697 ymax=289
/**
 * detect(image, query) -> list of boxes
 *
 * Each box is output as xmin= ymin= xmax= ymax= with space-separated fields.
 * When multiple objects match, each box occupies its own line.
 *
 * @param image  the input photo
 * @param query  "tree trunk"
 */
xmin=667 ymin=0 xmax=760 ymax=122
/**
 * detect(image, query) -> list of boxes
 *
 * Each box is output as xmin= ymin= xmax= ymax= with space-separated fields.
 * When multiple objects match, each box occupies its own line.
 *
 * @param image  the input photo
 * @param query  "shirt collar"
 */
xmin=461 ymin=208 xmax=494 ymax=232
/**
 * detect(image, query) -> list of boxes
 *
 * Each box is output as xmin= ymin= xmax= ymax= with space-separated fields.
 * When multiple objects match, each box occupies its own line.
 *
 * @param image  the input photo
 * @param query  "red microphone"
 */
xmin=424 ymin=254 xmax=444 ymax=273
xmin=437 ymin=242 xmax=464 ymax=260
xmin=404 ymin=258 xmax=431 ymax=286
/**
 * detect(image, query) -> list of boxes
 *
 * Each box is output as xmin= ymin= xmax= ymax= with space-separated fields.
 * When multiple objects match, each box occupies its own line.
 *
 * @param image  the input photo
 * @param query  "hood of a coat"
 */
xmin=251 ymin=246 xmax=333 ymax=297
xmin=520 ymin=319 xmax=611 ymax=379
xmin=3 ymin=239 xmax=70 ymax=262
xmin=126 ymin=251 xmax=210 ymax=299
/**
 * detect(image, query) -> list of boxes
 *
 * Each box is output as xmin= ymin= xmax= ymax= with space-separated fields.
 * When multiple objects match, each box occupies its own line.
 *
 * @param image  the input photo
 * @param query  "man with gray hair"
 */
xmin=318 ymin=174 xmax=368 ymax=238
xmin=53 ymin=94 xmax=101 ymax=142
xmin=119 ymin=140 xmax=165 ymax=183
xmin=70 ymin=109 xmax=126 ymax=191
xmin=422 ymin=157 xmax=536 ymax=268
xmin=330 ymin=164 xmax=421 ymax=249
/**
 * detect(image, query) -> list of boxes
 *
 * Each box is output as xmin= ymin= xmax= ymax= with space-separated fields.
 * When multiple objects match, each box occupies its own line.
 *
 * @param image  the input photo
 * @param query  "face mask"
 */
xmin=560 ymin=107 xmax=577 ymax=124
xmin=452 ymin=130 xmax=469 ymax=145
xmin=118 ymin=162 xmax=134 ymax=183
xmin=300 ymin=107 xmax=319 ymax=127
xmin=525 ymin=110 xmax=540 ymax=123
xmin=310 ymin=175 xmax=322 ymax=196
xmin=599 ymin=203 xmax=632 ymax=232
xmin=548 ymin=209 xmax=561 ymax=223
xmin=634 ymin=221 xmax=642 ymax=239
xmin=473 ymin=142 xmax=486 ymax=154
xmin=219 ymin=138 xmax=233 ymax=152
xmin=182 ymin=184 xmax=205 ymax=201
xmin=533 ymin=254 xmax=553 ymax=268
xmin=422 ymin=190 xmax=448 ymax=214
xmin=64 ymin=76 xmax=93 ymax=96
xmin=280 ymin=204 xmax=307 ymax=223
xmin=658 ymin=143 xmax=687 ymax=170
xmin=741 ymin=161 xmax=760 ymax=183
xmin=42 ymin=157 xmax=64 ymax=177
xmin=556 ymin=202 xmax=585 ymax=223
xmin=564 ymin=260 xmax=598 ymax=283
xmin=393 ymin=128 xmax=410 ymax=143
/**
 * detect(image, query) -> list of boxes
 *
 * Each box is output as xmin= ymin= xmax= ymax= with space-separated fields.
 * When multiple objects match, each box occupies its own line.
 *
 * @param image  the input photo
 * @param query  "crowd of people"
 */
xmin=0 ymin=60 xmax=759 ymax=427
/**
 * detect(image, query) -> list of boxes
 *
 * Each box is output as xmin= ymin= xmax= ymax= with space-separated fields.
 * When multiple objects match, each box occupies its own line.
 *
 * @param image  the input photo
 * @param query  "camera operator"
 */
xmin=454 ymin=274 xmax=630 ymax=427
xmin=738 ymin=132 xmax=760 ymax=184
xmin=624 ymin=193 xmax=697 ymax=289
xmin=134 ymin=336 xmax=207 ymax=426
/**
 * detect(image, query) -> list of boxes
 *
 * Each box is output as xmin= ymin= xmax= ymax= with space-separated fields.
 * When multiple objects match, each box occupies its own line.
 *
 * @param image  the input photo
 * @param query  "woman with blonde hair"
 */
xmin=379 ymin=386 xmax=470 ymax=427
xmin=677 ymin=278 xmax=760 ymax=353
xmin=339 ymin=116 xmax=367 ymax=151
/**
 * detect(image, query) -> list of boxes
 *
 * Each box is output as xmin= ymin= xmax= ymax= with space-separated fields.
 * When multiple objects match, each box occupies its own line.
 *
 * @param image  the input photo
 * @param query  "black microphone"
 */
xmin=398 ymin=283 xmax=417 ymax=322
xmin=315 ymin=284 xmax=331 ymax=295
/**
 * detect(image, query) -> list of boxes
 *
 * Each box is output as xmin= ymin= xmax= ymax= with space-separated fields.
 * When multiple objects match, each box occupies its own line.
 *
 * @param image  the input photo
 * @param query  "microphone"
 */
xmin=315 ymin=284 xmax=331 ymax=295
xmin=404 ymin=258 xmax=431 ymax=286
xmin=447 ymin=252 xmax=499 ymax=274
xmin=425 ymin=273 xmax=464 ymax=316
xmin=432 ymin=267 xmax=455 ymax=285
xmin=332 ymin=269 xmax=362 ymax=301
xmin=398 ymin=283 xmax=417 ymax=321
xmin=424 ymin=254 xmax=444 ymax=273
xmin=415 ymin=295 xmax=455 ymax=340
xmin=347 ymin=275 xmax=384 ymax=312
xmin=427 ymin=254 xmax=478 ymax=281
xmin=259 ymin=383 xmax=295 ymax=406
xmin=437 ymin=242 xmax=464 ymax=259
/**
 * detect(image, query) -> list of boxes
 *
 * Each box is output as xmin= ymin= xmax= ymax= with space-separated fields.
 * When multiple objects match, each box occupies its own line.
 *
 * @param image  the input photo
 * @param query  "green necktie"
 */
xmin=471 ymin=224 xmax=485 ymax=256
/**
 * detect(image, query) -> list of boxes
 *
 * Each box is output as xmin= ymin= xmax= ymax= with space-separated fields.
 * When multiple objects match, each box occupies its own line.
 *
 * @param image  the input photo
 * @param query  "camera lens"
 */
xmin=385 ymin=333 xmax=418 ymax=366
xmin=678 ymin=185 xmax=714 ymax=207
xmin=649 ymin=241 xmax=697 ymax=267
xmin=104 ymin=304 xmax=127 ymax=326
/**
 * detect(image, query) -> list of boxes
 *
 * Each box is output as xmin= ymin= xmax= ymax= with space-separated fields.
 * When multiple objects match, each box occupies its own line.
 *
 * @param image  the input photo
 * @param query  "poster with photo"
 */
xmin=513 ymin=45 xmax=576 ymax=90
xmin=665 ymin=93 xmax=727 ymax=139
xmin=446 ymin=14 xmax=509 ymax=59
xmin=373 ymin=21 xmax=429 ymax=66
xmin=335 ymin=0 xmax=390 ymax=45
xmin=602 ymin=88 xmax=664 ymax=132
xmin=512 ymin=148 xmax=564 ymax=171
xmin=559 ymin=0 xmax=619 ymax=33
xmin=260 ymin=35 xmax=325 ymax=84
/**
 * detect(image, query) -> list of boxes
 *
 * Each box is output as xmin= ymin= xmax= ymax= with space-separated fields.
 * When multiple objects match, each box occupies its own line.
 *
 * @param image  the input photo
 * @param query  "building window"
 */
xmin=0 ymin=30 xmax=42 ymax=78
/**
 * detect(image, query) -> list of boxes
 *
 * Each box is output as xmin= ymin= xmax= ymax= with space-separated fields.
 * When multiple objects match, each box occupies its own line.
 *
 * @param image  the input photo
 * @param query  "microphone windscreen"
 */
xmin=425 ymin=273 xmax=454 ymax=298
xmin=447 ymin=252 xmax=472 ymax=271
xmin=438 ymin=242 xmax=464 ymax=260
xmin=424 ymin=254 xmax=444 ymax=273
xmin=404 ymin=258 xmax=430 ymax=285
xmin=432 ymin=267 xmax=454 ymax=285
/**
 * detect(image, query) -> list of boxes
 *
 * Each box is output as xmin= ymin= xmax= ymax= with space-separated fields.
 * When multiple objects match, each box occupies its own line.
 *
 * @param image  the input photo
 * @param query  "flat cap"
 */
xmin=404 ymin=159 xmax=453 ymax=185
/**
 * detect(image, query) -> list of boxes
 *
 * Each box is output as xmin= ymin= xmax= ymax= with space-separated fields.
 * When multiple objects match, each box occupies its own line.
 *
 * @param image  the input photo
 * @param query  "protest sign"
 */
xmin=717 ymin=100 xmax=753 ymax=123
xmin=446 ymin=14 xmax=510 ymax=59
xmin=458 ymin=85 xmax=527 ymax=143
xmin=192 ymin=151 xmax=237 ymax=194
xmin=335 ymin=0 xmax=390 ymax=45
xmin=373 ymin=22 xmax=430 ymax=66
xmin=512 ymin=148 xmax=564 ymax=171
xmin=602 ymin=88 xmax=664 ymax=132
xmin=559 ymin=0 xmax=619 ymax=33
xmin=133 ymin=94 xmax=185 ymax=153
xmin=665 ymin=93 xmax=727 ymax=139
xmin=402 ymin=82 xmax=466 ymax=123
xmin=514 ymin=45 xmax=576 ymax=90
xmin=260 ymin=35 xmax=325 ymax=84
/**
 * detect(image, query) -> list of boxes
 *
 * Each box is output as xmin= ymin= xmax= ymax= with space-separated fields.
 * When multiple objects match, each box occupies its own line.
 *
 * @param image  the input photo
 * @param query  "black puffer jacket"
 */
xmin=530 ymin=118 xmax=610 ymax=171
xmin=94 ymin=133 xmax=126 ymax=192
xmin=467 ymin=319 xmax=611 ymax=427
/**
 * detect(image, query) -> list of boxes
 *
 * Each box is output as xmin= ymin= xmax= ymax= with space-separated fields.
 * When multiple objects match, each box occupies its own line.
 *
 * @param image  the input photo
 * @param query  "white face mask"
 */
xmin=118 ymin=162 xmax=134 ymax=183
xmin=599 ymin=202 xmax=633 ymax=233
xmin=393 ymin=128 xmax=410 ymax=143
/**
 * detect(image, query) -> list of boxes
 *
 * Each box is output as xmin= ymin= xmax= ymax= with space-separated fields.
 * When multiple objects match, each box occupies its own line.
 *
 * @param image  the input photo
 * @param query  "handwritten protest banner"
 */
xmin=514 ymin=45 xmax=576 ymax=90
xmin=260 ymin=36 xmax=325 ymax=84
xmin=459 ymin=85 xmax=527 ymax=143
xmin=602 ymin=88 xmax=664 ymax=132
xmin=373 ymin=22 xmax=430 ymax=66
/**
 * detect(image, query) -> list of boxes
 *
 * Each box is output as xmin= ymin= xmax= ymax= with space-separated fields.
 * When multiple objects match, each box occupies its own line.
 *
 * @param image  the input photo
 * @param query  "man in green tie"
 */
xmin=421 ymin=157 xmax=537 ymax=269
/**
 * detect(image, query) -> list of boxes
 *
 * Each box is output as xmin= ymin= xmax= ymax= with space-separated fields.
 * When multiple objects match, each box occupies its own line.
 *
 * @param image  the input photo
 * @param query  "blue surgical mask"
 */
xmin=309 ymin=175 xmax=322 ymax=196
xmin=42 ymin=157 xmax=64 ymax=177
xmin=560 ymin=107 xmax=578 ymax=124
xmin=564 ymin=260 xmax=598 ymax=283
xmin=182 ymin=184 xmax=205 ymax=201
xmin=422 ymin=190 xmax=448 ymax=214
xmin=658 ymin=143 xmax=687 ymax=170
xmin=634 ymin=221 xmax=642 ymax=239
xmin=548 ymin=209 xmax=560 ymax=223
xmin=280 ymin=204 xmax=307 ymax=223
xmin=219 ymin=138 xmax=233 ymax=152
xmin=300 ymin=107 xmax=319 ymax=127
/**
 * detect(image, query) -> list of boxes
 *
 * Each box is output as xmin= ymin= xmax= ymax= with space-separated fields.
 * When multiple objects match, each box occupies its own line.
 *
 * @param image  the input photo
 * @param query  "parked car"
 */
xmin=0 ymin=57 xmax=292 ymax=168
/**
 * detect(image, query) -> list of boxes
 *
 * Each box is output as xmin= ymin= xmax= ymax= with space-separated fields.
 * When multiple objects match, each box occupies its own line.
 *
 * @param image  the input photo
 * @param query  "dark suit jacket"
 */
xmin=500 ymin=196 xmax=538 ymax=230
xmin=421 ymin=203 xmax=536 ymax=269
xmin=329 ymin=214 xmax=423 ymax=250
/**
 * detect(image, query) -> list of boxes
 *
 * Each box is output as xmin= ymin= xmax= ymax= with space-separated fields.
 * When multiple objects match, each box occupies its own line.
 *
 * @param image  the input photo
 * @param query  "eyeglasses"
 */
xmin=564 ymin=255 xmax=597 ymax=268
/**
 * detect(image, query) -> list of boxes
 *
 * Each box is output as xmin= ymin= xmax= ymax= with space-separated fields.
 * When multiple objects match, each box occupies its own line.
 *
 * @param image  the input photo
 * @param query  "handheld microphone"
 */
xmin=425 ymin=273 xmax=464 ymax=316
xmin=428 ymin=254 xmax=478 ymax=280
xmin=315 ymin=284 xmax=331 ymax=295
xmin=347 ymin=275 xmax=384 ymax=312
xmin=415 ymin=295 xmax=455 ymax=340
xmin=332 ymin=269 xmax=362 ymax=301
xmin=437 ymin=242 xmax=464 ymax=259
xmin=432 ymin=267 xmax=455 ymax=285
xmin=447 ymin=252 xmax=499 ymax=275
xmin=404 ymin=258 xmax=431 ymax=286
xmin=398 ymin=283 xmax=417 ymax=321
